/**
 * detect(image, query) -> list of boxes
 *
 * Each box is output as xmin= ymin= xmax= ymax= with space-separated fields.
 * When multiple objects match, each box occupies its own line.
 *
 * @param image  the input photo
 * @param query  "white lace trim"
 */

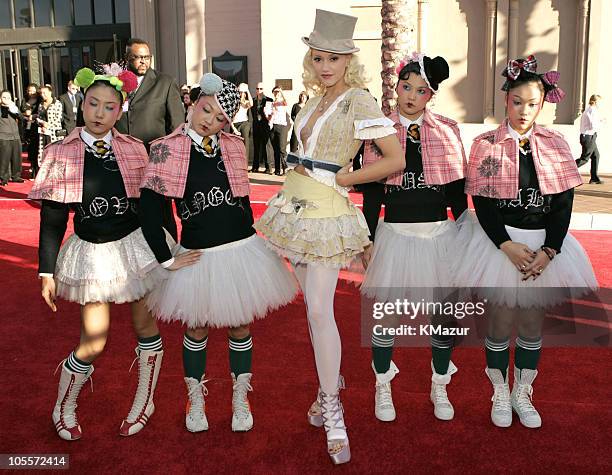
xmin=304 ymin=168 xmax=351 ymax=197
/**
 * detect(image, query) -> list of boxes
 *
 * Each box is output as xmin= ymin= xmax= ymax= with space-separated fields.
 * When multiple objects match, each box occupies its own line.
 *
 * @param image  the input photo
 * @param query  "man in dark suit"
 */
xmin=58 ymin=81 xmax=82 ymax=135
xmin=115 ymin=37 xmax=185 ymax=240
xmin=115 ymin=38 xmax=185 ymax=148
xmin=250 ymin=82 xmax=274 ymax=174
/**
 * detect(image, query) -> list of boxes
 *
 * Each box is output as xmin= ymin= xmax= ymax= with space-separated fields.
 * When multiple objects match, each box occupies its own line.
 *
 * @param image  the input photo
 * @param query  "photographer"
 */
xmin=0 ymin=90 xmax=23 ymax=185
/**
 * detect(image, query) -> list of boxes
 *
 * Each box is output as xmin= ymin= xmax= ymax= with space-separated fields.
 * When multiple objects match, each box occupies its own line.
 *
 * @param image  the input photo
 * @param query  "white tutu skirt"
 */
xmin=55 ymin=228 xmax=172 ymax=305
xmin=453 ymin=212 xmax=598 ymax=308
xmin=146 ymin=234 xmax=298 ymax=329
xmin=361 ymin=218 xmax=463 ymax=303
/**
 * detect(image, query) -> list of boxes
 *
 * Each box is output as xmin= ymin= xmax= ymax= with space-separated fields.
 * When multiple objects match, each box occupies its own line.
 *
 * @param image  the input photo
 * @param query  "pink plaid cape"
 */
xmin=140 ymin=125 xmax=249 ymax=198
xmin=465 ymin=120 xmax=582 ymax=198
xmin=362 ymin=108 xmax=466 ymax=185
xmin=28 ymin=127 xmax=148 ymax=202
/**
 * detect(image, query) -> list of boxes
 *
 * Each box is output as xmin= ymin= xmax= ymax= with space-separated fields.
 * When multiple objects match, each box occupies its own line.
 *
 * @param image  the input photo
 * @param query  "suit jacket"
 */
xmin=59 ymin=92 xmax=82 ymax=134
xmin=251 ymin=95 xmax=272 ymax=126
xmin=115 ymin=68 xmax=185 ymax=150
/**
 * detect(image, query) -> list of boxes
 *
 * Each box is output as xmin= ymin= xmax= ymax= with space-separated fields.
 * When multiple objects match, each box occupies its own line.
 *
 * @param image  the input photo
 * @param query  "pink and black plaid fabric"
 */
xmin=140 ymin=125 xmax=249 ymax=198
xmin=29 ymin=127 xmax=148 ymax=203
xmin=465 ymin=120 xmax=582 ymax=199
xmin=362 ymin=108 xmax=466 ymax=186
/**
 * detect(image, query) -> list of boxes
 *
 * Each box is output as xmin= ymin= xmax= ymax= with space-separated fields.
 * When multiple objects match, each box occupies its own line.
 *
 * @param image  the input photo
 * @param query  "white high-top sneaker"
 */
xmin=511 ymin=367 xmax=542 ymax=428
xmin=184 ymin=375 xmax=209 ymax=432
xmin=52 ymin=363 xmax=94 ymax=441
xmin=372 ymin=361 xmax=399 ymax=422
xmin=430 ymin=360 xmax=457 ymax=421
xmin=485 ymin=367 xmax=512 ymax=427
xmin=120 ymin=348 xmax=163 ymax=436
xmin=231 ymin=373 xmax=253 ymax=432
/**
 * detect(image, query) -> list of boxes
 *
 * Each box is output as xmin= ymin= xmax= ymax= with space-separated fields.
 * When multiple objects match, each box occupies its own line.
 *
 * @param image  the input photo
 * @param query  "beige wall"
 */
xmin=135 ymin=0 xmax=612 ymax=173
xmin=201 ymin=0 xmax=262 ymax=88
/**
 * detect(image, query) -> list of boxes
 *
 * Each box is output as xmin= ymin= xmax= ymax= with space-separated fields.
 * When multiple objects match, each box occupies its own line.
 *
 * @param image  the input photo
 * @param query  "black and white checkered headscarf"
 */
xmin=198 ymin=73 xmax=240 ymax=123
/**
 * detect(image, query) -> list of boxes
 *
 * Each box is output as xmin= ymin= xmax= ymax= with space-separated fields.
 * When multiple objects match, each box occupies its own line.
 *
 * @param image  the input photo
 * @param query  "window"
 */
xmin=34 ymin=0 xmax=52 ymax=26
xmin=74 ymin=0 xmax=92 ymax=25
xmin=211 ymin=51 xmax=248 ymax=86
xmin=93 ymin=0 xmax=113 ymax=24
xmin=14 ymin=0 xmax=32 ymax=27
xmin=114 ymin=0 xmax=129 ymax=23
xmin=0 ymin=0 xmax=12 ymax=28
xmin=54 ymin=0 xmax=73 ymax=26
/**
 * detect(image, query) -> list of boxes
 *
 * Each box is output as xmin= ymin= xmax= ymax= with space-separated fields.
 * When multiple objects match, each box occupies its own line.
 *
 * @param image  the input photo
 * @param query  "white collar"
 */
xmin=187 ymin=128 xmax=218 ymax=147
xmin=81 ymin=129 xmax=112 ymax=148
xmin=399 ymin=112 xmax=424 ymax=129
xmin=508 ymin=123 xmax=533 ymax=142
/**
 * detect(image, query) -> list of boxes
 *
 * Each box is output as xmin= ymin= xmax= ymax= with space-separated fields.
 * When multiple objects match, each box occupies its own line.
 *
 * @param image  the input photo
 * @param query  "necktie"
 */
xmin=408 ymin=123 xmax=420 ymax=142
xmin=93 ymin=139 xmax=110 ymax=156
xmin=201 ymin=136 xmax=214 ymax=154
xmin=519 ymin=138 xmax=530 ymax=152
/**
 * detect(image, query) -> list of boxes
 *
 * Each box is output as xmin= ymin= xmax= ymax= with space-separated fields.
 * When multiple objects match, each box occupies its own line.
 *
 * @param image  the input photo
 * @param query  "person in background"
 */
xmin=250 ymin=82 xmax=274 ymax=174
xmin=269 ymin=86 xmax=289 ymax=175
xmin=115 ymin=37 xmax=185 ymax=240
xmin=233 ymin=83 xmax=253 ymax=167
xmin=290 ymin=91 xmax=309 ymax=152
xmin=182 ymin=92 xmax=192 ymax=120
xmin=59 ymin=81 xmax=82 ymax=135
xmin=37 ymin=84 xmax=64 ymax=171
xmin=0 ymin=90 xmax=24 ymax=185
xmin=576 ymin=94 xmax=604 ymax=184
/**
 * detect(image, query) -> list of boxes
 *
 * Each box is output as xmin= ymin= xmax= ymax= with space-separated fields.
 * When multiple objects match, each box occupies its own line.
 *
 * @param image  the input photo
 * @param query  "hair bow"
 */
xmin=506 ymin=54 xmax=537 ymax=80
xmin=541 ymin=70 xmax=565 ymax=103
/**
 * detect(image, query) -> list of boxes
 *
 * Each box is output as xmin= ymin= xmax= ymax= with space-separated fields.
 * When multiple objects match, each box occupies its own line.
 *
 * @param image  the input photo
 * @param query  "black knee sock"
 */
xmin=514 ymin=335 xmax=542 ymax=370
xmin=229 ymin=335 xmax=253 ymax=376
xmin=485 ymin=336 xmax=510 ymax=380
xmin=371 ymin=334 xmax=394 ymax=374
xmin=182 ymin=334 xmax=207 ymax=380
xmin=138 ymin=334 xmax=163 ymax=352
xmin=64 ymin=351 xmax=92 ymax=374
xmin=431 ymin=336 xmax=453 ymax=374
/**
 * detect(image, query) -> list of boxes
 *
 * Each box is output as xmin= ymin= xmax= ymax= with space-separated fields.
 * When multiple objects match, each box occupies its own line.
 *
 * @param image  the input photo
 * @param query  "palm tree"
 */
xmin=380 ymin=0 xmax=415 ymax=114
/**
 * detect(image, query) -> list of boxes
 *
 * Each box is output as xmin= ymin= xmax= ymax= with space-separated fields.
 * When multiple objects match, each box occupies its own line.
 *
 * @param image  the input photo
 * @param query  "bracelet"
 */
xmin=541 ymin=246 xmax=556 ymax=261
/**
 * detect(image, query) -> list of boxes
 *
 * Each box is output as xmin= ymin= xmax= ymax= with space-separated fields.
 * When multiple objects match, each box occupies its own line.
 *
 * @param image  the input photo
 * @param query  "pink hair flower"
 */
xmin=118 ymin=70 xmax=139 ymax=94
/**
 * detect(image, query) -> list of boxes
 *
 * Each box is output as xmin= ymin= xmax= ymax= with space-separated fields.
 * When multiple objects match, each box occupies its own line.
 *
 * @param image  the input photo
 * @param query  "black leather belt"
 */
xmin=287 ymin=153 xmax=343 ymax=173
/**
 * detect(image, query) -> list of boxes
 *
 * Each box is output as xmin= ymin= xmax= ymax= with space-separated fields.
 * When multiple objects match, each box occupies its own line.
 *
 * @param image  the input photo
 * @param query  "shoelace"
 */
xmin=311 ymin=376 xmax=345 ymax=417
xmin=54 ymin=360 xmax=93 ymax=427
xmin=514 ymin=384 xmax=536 ymax=413
xmin=187 ymin=378 xmax=209 ymax=420
xmin=432 ymin=383 xmax=451 ymax=406
xmin=492 ymin=384 xmax=511 ymax=411
xmin=320 ymin=393 xmax=346 ymax=433
xmin=126 ymin=349 xmax=154 ymax=421
xmin=232 ymin=379 xmax=253 ymax=420
xmin=376 ymin=382 xmax=394 ymax=408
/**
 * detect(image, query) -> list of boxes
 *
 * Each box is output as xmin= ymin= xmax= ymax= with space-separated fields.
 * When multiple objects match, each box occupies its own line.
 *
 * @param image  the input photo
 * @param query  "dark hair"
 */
xmin=397 ymin=56 xmax=449 ymax=91
xmin=398 ymin=62 xmax=422 ymax=82
xmin=189 ymin=86 xmax=201 ymax=103
xmin=126 ymin=38 xmax=150 ymax=51
xmin=299 ymin=91 xmax=309 ymax=102
xmin=26 ymin=83 xmax=39 ymax=91
xmin=84 ymin=80 xmax=124 ymax=104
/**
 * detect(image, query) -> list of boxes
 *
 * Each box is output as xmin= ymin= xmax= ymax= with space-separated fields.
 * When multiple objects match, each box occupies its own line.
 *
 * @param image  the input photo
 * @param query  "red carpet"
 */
xmin=0 ymin=182 xmax=611 ymax=474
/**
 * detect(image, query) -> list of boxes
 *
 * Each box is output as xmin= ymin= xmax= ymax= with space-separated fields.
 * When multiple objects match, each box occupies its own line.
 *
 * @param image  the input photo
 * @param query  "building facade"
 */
xmin=0 ymin=0 xmax=130 ymax=100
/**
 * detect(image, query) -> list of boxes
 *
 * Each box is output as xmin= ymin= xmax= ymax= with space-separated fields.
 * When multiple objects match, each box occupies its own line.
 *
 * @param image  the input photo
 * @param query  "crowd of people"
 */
xmin=180 ymin=80 xmax=309 ymax=176
xmin=9 ymin=7 xmax=603 ymax=468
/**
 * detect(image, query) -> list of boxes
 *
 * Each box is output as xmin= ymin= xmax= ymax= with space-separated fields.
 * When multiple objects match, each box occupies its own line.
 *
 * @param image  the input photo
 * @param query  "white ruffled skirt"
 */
xmin=55 ymin=228 xmax=171 ymax=305
xmin=453 ymin=212 xmax=598 ymax=308
xmin=361 ymin=217 xmax=463 ymax=303
xmin=146 ymin=234 xmax=298 ymax=329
